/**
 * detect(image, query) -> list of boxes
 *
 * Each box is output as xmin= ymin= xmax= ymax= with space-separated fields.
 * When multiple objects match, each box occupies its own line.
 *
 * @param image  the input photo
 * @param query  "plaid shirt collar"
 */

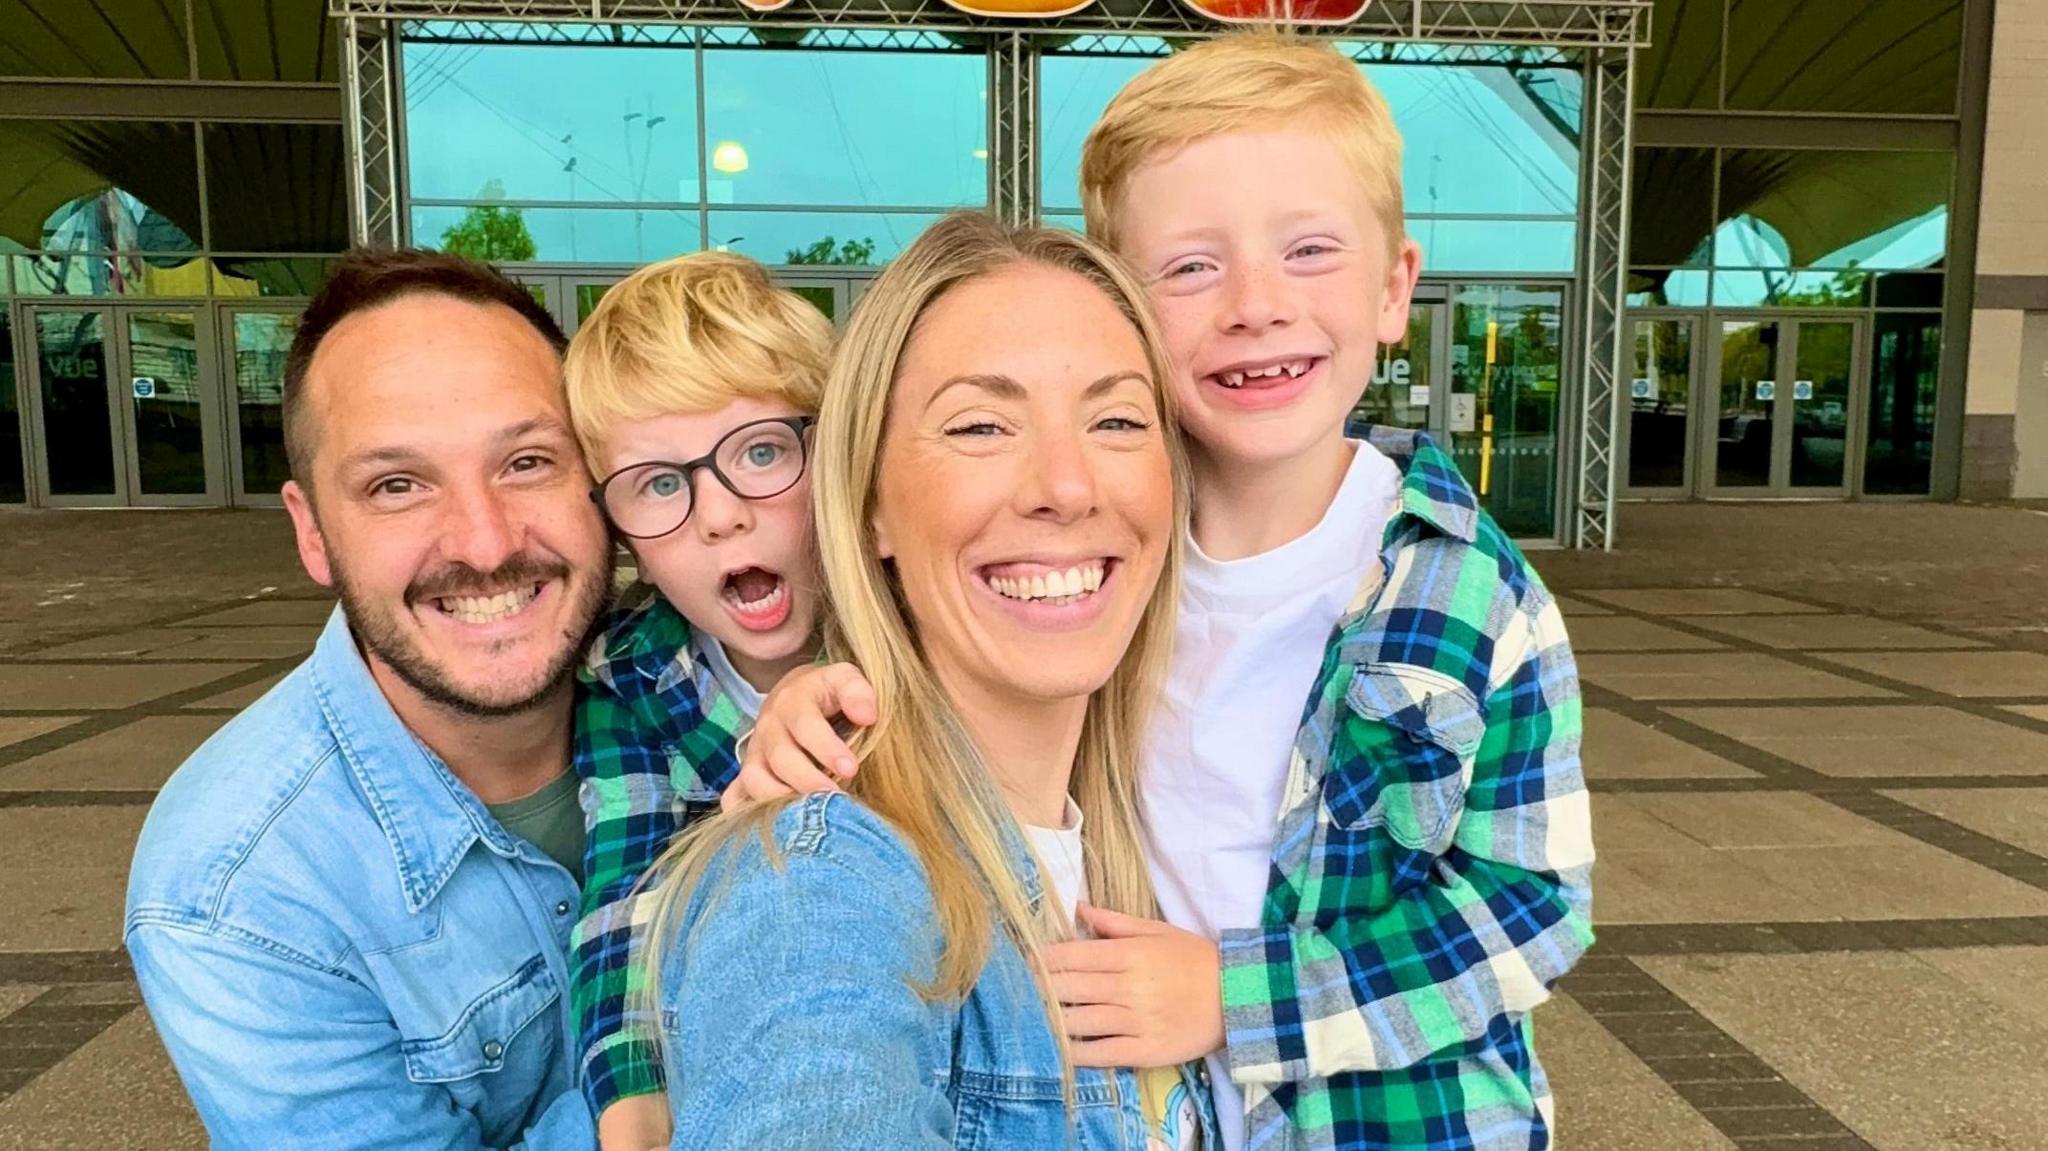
xmin=1354 ymin=424 xmax=1480 ymax=548
xmin=579 ymin=586 xmax=717 ymax=703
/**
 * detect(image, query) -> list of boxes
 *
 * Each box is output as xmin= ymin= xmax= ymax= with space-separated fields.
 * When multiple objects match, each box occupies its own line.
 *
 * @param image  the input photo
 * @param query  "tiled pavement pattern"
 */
xmin=6 ymin=583 xmax=2048 ymax=1148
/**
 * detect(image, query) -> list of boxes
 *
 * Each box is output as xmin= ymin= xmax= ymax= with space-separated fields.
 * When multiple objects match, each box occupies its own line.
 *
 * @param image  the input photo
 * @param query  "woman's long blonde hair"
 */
xmin=641 ymin=211 xmax=1190 ymax=1045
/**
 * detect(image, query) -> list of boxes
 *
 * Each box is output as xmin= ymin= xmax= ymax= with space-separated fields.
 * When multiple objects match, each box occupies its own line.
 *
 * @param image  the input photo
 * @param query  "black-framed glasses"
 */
xmin=590 ymin=415 xmax=814 ymax=540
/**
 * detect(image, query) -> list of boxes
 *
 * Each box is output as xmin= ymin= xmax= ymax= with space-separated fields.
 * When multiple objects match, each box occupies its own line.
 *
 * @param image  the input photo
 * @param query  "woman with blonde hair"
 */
xmin=638 ymin=211 xmax=1212 ymax=1149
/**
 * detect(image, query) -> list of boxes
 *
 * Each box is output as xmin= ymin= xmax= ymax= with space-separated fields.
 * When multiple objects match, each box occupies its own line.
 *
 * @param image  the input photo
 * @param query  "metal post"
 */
xmin=987 ymin=31 xmax=1037 ymax=228
xmin=342 ymin=15 xmax=402 ymax=248
xmin=1573 ymin=41 xmax=1634 ymax=549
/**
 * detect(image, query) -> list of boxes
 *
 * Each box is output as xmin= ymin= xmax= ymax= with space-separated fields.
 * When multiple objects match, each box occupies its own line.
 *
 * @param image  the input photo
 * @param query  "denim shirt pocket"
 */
xmin=399 ymin=952 xmax=559 ymax=1085
xmin=1321 ymin=662 xmax=1486 ymax=860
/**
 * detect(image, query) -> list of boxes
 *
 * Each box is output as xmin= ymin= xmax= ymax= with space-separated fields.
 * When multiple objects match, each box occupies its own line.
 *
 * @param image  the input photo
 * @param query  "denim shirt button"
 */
xmin=554 ymin=900 xmax=571 ymax=917
xmin=481 ymin=1039 xmax=504 ymax=1062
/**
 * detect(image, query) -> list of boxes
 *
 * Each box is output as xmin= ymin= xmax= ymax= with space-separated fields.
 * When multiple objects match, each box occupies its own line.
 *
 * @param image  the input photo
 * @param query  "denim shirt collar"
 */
xmin=306 ymin=607 xmax=527 ymax=913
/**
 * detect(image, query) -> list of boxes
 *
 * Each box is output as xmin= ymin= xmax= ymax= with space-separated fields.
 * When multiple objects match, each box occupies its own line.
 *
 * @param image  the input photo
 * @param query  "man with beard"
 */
xmin=125 ymin=249 xmax=612 ymax=1150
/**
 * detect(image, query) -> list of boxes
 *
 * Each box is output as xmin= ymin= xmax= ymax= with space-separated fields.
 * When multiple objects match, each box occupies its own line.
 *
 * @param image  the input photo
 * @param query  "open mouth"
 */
xmin=978 ymin=558 xmax=1115 ymax=608
xmin=1206 ymin=356 xmax=1322 ymax=390
xmin=722 ymin=566 xmax=792 ymax=632
xmin=432 ymin=582 xmax=545 ymax=626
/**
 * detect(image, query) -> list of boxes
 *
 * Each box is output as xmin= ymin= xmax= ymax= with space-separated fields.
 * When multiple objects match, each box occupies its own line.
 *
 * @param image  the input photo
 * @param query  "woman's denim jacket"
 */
xmin=657 ymin=791 xmax=1217 ymax=1150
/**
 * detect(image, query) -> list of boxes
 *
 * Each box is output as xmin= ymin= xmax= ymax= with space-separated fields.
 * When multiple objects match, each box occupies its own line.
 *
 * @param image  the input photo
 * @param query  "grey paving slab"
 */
xmin=0 ymin=664 xmax=253 ymax=712
xmin=178 ymin=599 xmax=335 ymax=628
xmin=1884 ymin=788 xmax=2048 ymax=859
xmin=2010 ymin=705 xmax=2048 ymax=723
xmin=1641 ymin=952 xmax=2048 ymax=1151
xmin=1551 ymin=593 xmax=1617 ymax=617
xmin=1815 ymin=650 xmax=2048 ymax=699
xmin=1582 ymin=709 xmax=1759 ymax=781
xmin=0 ymin=809 xmax=148 ymax=952
xmin=0 ymin=1010 xmax=203 ymax=1151
xmin=1675 ymin=614 xmax=1987 ymax=652
xmin=1591 ymin=794 xmax=1702 ymax=852
xmin=1670 ymin=705 xmax=2048 ymax=778
xmin=0 ymin=989 xmax=44 ymax=1020
xmin=0 ymin=719 xmax=81 ymax=752
xmin=35 ymin=626 xmax=318 ymax=661
xmin=1566 ymin=616 xmax=1727 ymax=653
xmin=1579 ymin=589 xmax=1828 ymax=615
xmin=1579 ymin=652 xmax=1897 ymax=701
xmin=1540 ymin=995 xmax=1738 ymax=1151
xmin=1624 ymin=792 xmax=1899 ymax=850
xmin=1595 ymin=846 xmax=1822 ymax=925
xmin=179 ymin=672 xmax=290 ymax=712
xmin=0 ymin=716 xmax=228 ymax=792
xmin=1909 ymin=947 xmax=2048 ymax=1033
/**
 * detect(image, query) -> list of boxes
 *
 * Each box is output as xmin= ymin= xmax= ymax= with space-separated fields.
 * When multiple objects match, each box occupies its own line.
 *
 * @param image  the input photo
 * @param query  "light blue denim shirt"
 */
xmin=657 ymin=790 xmax=1216 ymax=1150
xmin=124 ymin=608 xmax=595 ymax=1151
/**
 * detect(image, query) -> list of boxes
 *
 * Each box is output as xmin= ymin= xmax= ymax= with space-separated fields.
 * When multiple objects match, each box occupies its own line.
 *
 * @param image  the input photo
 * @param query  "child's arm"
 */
xmin=1218 ymin=597 xmax=1595 ymax=1083
xmin=571 ymin=685 xmax=687 ymax=1135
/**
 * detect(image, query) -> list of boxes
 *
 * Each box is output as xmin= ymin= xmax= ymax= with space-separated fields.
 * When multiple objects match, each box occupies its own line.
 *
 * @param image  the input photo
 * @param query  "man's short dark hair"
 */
xmin=282 ymin=247 xmax=568 ymax=486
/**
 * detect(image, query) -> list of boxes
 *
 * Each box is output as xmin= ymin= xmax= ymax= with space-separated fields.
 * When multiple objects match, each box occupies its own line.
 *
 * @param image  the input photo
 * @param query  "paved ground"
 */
xmin=2 ymin=501 xmax=2046 ymax=1149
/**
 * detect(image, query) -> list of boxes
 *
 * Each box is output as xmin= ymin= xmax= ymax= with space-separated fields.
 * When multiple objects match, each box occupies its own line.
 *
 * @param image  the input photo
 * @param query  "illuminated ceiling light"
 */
xmin=972 ymin=148 xmax=989 ymax=160
xmin=712 ymin=141 xmax=750 ymax=174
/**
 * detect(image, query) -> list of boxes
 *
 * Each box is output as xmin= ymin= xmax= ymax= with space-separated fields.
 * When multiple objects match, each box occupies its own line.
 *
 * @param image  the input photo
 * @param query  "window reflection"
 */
xmin=1864 ymin=313 xmax=1940 ymax=495
xmin=0 ymin=312 xmax=21 ymax=504
xmin=1450 ymin=284 xmax=1563 ymax=536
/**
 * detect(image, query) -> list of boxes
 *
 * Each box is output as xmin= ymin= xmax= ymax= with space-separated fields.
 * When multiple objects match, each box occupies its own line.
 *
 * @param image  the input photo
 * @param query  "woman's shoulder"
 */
xmin=714 ymin=793 xmax=937 ymax=918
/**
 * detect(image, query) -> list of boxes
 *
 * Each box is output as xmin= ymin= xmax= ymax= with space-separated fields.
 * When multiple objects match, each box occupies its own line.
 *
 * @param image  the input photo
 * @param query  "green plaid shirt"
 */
xmin=569 ymin=589 xmax=754 ymax=1114
xmin=1218 ymin=427 xmax=1596 ymax=1151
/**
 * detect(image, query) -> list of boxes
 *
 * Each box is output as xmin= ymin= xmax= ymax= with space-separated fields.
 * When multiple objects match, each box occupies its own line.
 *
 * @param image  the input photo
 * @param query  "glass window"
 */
xmin=702 ymin=46 xmax=986 ymax=209
xmin=211 ymin=257 xmax=339 ymax=299
xmin=196 ymin=0 xmax=338 ymax=82
xmin=1864 ymin=312 xmax=1939 ymax=494
xmin=1714 ymin=150 xmax=1950 ymax=271
xmin=0 ymin=310 xmax=22 ymax=503
xmin=13 ymin=254 xmax=211 ymax=297
xmin=1725 ymin=0 xmax=1961 ymax=115
xmin=402 ymin=41 xmax=700 ymax=204
xmin=0 ymin=121 xmax=202 ymax=254
xmin=0 ymin=0 xmax=189 ymax=80
xmin=708 ymin=211 xmax=947 ymax=266
xmin=1039 ymin=53 xmax=1580 ymax=227
xmin=1875 ymin=272 xmax=1944 ymax=309
xmin=1628 ymin=268 xmax=1710 ymax=308
xmin=1711 ymin=268 xmax=1871 ymax=309
xmin=1450 ymin=284 xmax=1564 ymax=536
xmin=1628 ymin=318 xmax=1694 ymax=490
xmin=231 ymin=310 xmax=297 ymax=497
xmin=1636 ymin=0 xmax=1722 ymax=110
xmin=1410 ymin=218 xmax=1575 ymax=275
xmin=1630 ymin=147 xmax=1713 ymax=267
xmin=413 ymin=204 xmax=701 ymax=264
xmin=204 ymin=124 xmax=348 ymax=253
xmin=33 ymin=309 xmax=118 ymax=497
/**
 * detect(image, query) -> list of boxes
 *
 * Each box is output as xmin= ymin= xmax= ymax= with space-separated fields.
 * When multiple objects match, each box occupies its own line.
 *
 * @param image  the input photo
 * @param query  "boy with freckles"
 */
xmin=738 ymin=33 xmax=1595 ymax=1151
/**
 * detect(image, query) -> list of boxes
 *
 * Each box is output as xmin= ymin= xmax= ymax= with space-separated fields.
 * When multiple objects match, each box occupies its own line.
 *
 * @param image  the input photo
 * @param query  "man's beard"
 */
xmin=331 ymin=546 xmax=613 ymax=719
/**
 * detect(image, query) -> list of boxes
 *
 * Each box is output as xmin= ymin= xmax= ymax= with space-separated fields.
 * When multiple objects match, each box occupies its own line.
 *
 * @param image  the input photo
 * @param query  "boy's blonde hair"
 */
xmin=564 ymin=251 xmax=832 ymax=468
xmin=1080 ymin=32 xmax=1406 ymax=258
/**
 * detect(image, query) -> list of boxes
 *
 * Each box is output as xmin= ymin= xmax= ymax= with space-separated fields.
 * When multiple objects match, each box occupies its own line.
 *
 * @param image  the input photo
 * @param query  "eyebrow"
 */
xmin=334 ymin=415 xmax=575 ymax=477
xmin=925 ymin=370 xmax=1151 ymax=410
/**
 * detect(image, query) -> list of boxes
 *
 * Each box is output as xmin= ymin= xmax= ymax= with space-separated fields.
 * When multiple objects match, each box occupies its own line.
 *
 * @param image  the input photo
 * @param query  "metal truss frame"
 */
xmin=1572 ymin=43 xmax=1630 ymax=550
xmin=334 ymin=0 xmax=1646 ymax=547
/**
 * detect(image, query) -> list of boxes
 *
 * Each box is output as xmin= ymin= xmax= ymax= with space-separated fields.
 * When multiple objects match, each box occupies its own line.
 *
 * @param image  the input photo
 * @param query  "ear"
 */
xmin=1374 ymin=239 xmax=1425 ymax=346
xmin=282 ymin=480 xmax=335 ymax=588
xmin=871 ymin=508 xmax=894 ymax=561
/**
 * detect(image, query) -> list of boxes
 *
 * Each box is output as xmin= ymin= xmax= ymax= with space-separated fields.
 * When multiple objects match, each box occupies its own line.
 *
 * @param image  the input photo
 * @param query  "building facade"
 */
xmin=0 ymin=0 xmax=2018 ymax=546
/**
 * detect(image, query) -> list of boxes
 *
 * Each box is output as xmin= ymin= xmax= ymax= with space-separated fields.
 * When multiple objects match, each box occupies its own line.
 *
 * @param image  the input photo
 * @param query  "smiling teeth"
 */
xmin=441 ymin=586 xmax=538 ymax=625
xmin=989 ymin=563 xmax=1105 ymax=603
xmin=731 ymin=583 xmax=787 ymax=613
xmin=1218 ymin=360 xmax=1311 ymax=388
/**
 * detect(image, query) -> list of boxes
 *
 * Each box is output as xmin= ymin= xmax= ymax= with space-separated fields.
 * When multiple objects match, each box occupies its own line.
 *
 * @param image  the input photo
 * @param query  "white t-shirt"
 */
xmin=1139 ymin=440 xmax=1401 ymax=1151
xmin=695 ymin=631 xmax=765 ymax=720
xmin=1027 ymin=806 xmax=1203 ymax=1151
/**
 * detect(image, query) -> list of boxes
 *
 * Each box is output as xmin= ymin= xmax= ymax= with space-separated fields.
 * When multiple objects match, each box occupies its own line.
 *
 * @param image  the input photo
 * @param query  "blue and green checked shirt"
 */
xmin=1217 ymin=426 xmax=1596 ymax=1151
xmin=569 ymin=590 xmax=753 ymax=1115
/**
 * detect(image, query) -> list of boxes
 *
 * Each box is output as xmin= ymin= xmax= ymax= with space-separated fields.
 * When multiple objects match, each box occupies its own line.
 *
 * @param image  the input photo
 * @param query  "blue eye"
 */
xmin=642 ymin=471 xmax=686 ymax=500
xmin=743 ymin=442 xmax=784 ymax=468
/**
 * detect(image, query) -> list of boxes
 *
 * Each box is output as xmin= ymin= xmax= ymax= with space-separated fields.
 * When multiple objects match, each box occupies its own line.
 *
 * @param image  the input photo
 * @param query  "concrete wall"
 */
xmin=1966 ymin=0 xmax=2048 ymax=497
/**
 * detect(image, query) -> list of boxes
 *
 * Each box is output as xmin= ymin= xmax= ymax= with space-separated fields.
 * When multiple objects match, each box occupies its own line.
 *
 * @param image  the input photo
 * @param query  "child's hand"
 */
xmin=721 ymin=662 xmax=878 ymax=812
xmin=1047 ymin=905 xmax=1226 ymax=1068
xmin=597 ymin=1091 xmax=672 ymax=1151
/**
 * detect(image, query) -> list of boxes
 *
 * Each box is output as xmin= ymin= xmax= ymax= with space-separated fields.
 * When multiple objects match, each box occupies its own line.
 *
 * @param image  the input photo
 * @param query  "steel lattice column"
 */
xmin=342 ymin=15 xmax=403 ymax=248
xmin=988 ymin=32 xmax=1037 ymax=228
xmin=1572 ymin=43 xmax=1632 ymax=550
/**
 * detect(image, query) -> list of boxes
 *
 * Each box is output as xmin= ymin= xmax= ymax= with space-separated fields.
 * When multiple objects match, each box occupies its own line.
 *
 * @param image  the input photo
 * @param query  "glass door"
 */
xmin=1621 ymin=314 xmax=1699 ymax=496
xmin=24 ymin=303 xmax=223 ymax=507
xmin=221 ymin=306 xmax=298 ymax=504
xmin=1710 ymin=315 xmax=1861 ymax=496
xmin=1352 ymin=290 xmax=1446 ymax=434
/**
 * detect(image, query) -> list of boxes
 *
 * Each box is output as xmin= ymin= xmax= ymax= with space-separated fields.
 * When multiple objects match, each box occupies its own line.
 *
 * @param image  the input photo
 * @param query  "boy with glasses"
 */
xmin=562 ymin=252 xmax=832 ymax=1151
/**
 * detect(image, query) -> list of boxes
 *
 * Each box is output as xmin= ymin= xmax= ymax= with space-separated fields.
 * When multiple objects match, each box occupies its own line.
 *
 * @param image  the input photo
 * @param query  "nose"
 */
xmin=1018 ymin=425 xmax=1098 ymax=525
xmin=691 ymin=467 xmax=754 ymax=544
xmin=1220 ymin=260 xmax=1293 ymax=334
xmin=440 ymin=480 xmax=522 ymax=573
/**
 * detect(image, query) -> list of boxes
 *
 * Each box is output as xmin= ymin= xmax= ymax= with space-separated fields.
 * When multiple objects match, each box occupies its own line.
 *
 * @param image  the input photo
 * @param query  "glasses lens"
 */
xmin=715 ymin=421 xmax=807 ymax=499
xmin=604 ymin=463 xmax=693 ymax=538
